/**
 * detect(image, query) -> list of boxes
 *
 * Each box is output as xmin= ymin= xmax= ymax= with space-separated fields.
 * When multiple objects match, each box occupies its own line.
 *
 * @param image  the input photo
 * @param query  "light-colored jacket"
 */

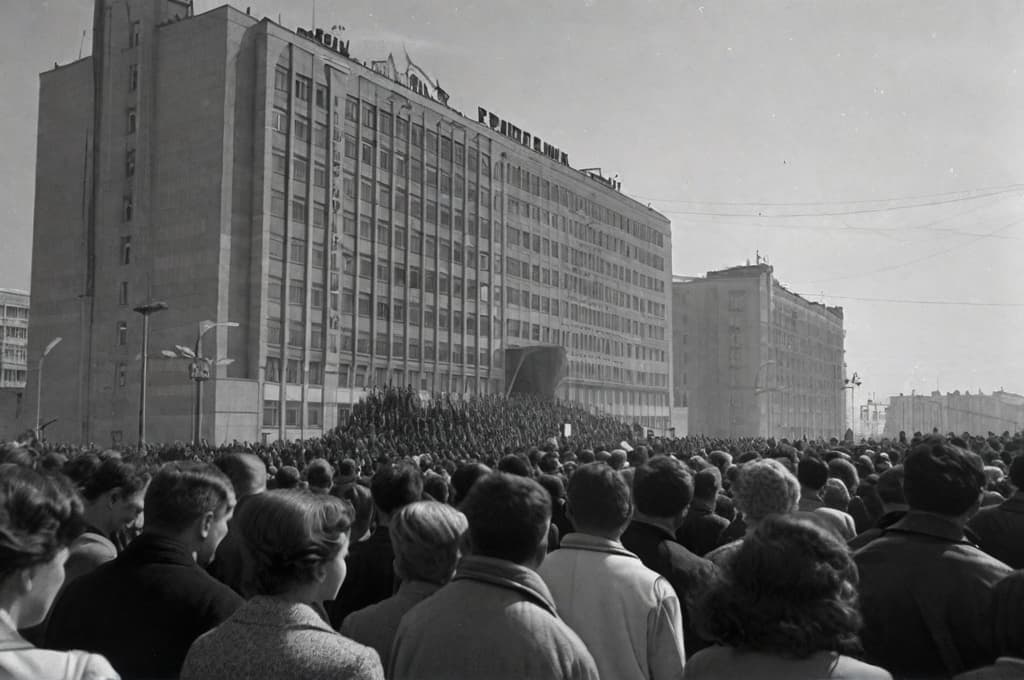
xmin=390 ymin=555 xmax=599 ymax=680
xmin=539 ymin=533 xmax=687 ymax=680
xmin=0 ymin=610 xmax=118 ymax=680
xmin=180 ymin=596 xmax=383 ymax=680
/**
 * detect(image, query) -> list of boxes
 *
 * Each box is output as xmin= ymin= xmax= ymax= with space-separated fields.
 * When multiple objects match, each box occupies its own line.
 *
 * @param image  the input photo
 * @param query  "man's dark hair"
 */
xmin=497 ymin=454 xmax=533 ymax=478
xmin=370 ymin=463 xmax=423 ymax=515
xmin=213 ymin=453 xmax=267 ymax=498
xmin=797 ymin=457 xmax=829 ymax=492
xmin=1009 ymin=454 xmax=1024 ymax=490
xmin=875 ymin=466 xmax=906 ymax=505
xmin=145 ymin=462 xmax=234 ymax=533
xmin=693 ymin=468 xmax=721 ymax=500
xmin=451 ymin=463 xmax=491 ymax=506
xmin=461 ymin=473 xmax=551 ymax=564
xmin=632 ymin=456 xmax=693 ymax=518
xmin=567 ymin=463 xmax=631 ymax=534
xmin=903 ymin=438 xmax=984 ymax=517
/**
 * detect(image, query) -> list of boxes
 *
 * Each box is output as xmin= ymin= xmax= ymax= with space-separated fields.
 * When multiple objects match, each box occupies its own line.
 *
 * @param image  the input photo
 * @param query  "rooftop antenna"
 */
xmin=78 ymin=29 xmax=87 ymax=58
xmin=312 ymin=0 xmax=316 ymax=26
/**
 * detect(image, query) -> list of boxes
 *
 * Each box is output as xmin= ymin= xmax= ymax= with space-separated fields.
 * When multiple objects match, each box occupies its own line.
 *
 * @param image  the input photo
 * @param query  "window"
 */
xmin=315 ymin=85 xmax=328 ymax=109
xmin=271 ymin=190 xmax=286 ymax=217
xmin=123 ymin=195 xmax=133 ymax=222
xmin=362 ymin=103 xmax=376 ymax=129
xmin=120 ymin=236 xmax=132 ymax=265
xmin=308 ymin=403 xmax=322 ymax=426
xmin=311 ymin=283 xmax=324 ymax=308
xmin=125 ymin=148 xmax=135 ymax=177
xmin=271 ymin=109 xmax=288 ymax=133
xmin=311 ymin=323 xmax=324 ymax=350
xmin=295 ymin=76 xmax=311 ymax=102
xmin=263 ymin=400 xmax=280 ymax=426
xmin=285 ymin=401 xmax=300 ymax=426
xmin=267 ymin=319 xmax=282 ymax=345
xmin=126 ymin=108 xmax=137 ymax=133
xmin=291 ymin=196 xmax=307 ymax=223
xmin=345 ymin=96 xmax=359 ymax=122
xmin=274 ymin=66 xmax=289 ymax=92
xmin=289 ymin=238 xmax=305 ymax=263
xmin=376 ymin=300 xmax=389 ymax=320
xmin=272 ymin=152 xmax=287 ymax=175
xmin=393 ymin=300 xmax=405 ymax=322
xmin=293 ymin=157 xmax=309 ymax=183
xmin=314 ymin=124 xmax=327 ymax=148
xmin=288 ymin=279 xmax=305 ymax=305
xmin=313 ymin=164 xmax=327 ymax=187
xmin=117 ymin=321 xmax=128 ymax=346
xmin=267 ymin=276 xmax=282 ymax=302
xmin=393 ymin=264 xmax=406 ymax=286
xmin=265 ymin=357 xmax=281 ymax=383
xmin=269 ymin=235 xmax=284 ymax=260
xmin=118 ymin=281 xmax=128 ymax=306
xmin=288 ymin=322 xmax=304 ymax=348
xmin=294 ymin=116 xmax=310 ymax=141
xmin=358 ymin=292 xmax=371 ymax=316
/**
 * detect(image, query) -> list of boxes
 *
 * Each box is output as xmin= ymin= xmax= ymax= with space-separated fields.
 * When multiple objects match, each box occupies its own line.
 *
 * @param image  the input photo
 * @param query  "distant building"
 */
xmin=672 ymin=264 xmax=845 ymax=440
xmin=0 ymin=289 xmax=30 ymax=439
xmin=858 ymin=399 xmax=886 ymax=439
xmin=28 ymin=1 xmax=673 ymax=446
xmin=884 ymin=390 xmax=1024 ymax=437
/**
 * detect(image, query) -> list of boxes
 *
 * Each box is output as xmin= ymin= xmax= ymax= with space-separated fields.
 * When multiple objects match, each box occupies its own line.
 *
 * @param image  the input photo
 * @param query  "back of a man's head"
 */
xmin=1009 ymin=454 xmax=1024 ymax=490
xmin=692 ymin=467 xmax=721 ymax=501
xmin=371 ymin=462 xmax=424 ymax=516
xmin=145 ymin=462 xmax=235 ymax=533
xmin=305 ymin=458 xmax=334 ymax=492
xmin=451 ymin=462 xmax=491 ymax=506
xmin=633 ymin=456 xmax=694 ymax=519
xmin=461 ymin=473 xmax=551 ymax=565
xmin=875 ymin=465 xmax=906 ymax=506
xmin=497 ymin=454 xmax=533 ymax=478
xmin=566 ymin=463 xmax=631 ymax=536
xmin=903 ymin=438 xmax=984 ymax=517
xmin=214 ymin=453 xmax=267 ymax=499
xmin=797 ymin=456 xmax=829 ymax=492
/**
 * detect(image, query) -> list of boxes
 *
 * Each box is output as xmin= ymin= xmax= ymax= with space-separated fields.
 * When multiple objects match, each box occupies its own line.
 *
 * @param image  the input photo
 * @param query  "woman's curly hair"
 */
xmin=0 ymin=464 xmax=85 ymax=583
xmin=237 ymin=489 xmax=353 ymax=596
xmin=695 ymin=513 xmax=863 ymax=658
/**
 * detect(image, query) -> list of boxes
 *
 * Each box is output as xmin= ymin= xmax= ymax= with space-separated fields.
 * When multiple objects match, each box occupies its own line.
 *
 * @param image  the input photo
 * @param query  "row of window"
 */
xmin=4 ymin=327 xmax=27 ymax=340
xmin=1 ymin=306 xmax=28 ymax=320
xmin=0 ymin=369 xmax=26 ymax=384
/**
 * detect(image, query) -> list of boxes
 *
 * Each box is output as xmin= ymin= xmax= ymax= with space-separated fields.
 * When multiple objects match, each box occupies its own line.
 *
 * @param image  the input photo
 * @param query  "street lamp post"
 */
xmin=35 ymin=337 xmax=62 ymax=439
xmin=133 ymin=301 xmax=168 ymax=447
xmin=844 ymin=372 xmax=862 ymax=438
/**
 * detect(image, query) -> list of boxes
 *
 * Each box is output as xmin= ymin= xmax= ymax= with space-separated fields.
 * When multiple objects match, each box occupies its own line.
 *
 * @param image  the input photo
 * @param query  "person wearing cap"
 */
xmin=968 ymin=454 xmax=1024 ymax=568
xmin=389 ymin=473 xmax=598 ymax=680
xmin=539 ymin=463 xmax=686 ymax=680
xmin=854 ymin=437 xmax=1013 ymax=678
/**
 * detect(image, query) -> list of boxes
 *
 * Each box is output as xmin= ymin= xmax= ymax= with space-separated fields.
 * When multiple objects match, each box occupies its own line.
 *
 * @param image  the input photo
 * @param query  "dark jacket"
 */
xmin=968 ymin=495 xmax=1024 ymax=568
xmin=46 ymin=533 xmax=242 ymax=680
xmin=327 ymin=526 xmax=396 ymax=628
xmin=676 ymin=500 xmax=730 ymax=557
xmin=847 ymin=510 xmax=906 ymax=551
xmin=207 ymin=494 xmax=257 ymax=596
xmin=853 ymin=512 xmax=1013 ymax=678
xmin=620 ymin=519 xmax=717 ymax=657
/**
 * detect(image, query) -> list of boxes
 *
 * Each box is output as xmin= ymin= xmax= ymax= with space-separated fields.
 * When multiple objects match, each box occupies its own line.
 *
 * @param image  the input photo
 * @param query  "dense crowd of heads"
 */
xmin=2 ymin=386 xmax=1024 ymax=679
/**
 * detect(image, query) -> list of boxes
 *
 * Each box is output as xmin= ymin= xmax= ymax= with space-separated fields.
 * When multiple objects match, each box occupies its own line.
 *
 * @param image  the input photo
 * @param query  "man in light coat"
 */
xmin=539 ymin=462 xmax=686 ymax=680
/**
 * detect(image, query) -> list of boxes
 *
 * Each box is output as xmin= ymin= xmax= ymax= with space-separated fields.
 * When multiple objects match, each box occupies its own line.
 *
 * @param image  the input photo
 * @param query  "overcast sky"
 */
xmin=2 ymin=0 xmax=1022 ymax=409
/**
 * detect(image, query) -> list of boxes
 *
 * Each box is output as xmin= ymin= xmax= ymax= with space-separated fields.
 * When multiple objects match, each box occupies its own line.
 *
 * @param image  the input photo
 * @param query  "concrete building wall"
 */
xmin=884 ymin=391 xmax=1024 ymax=437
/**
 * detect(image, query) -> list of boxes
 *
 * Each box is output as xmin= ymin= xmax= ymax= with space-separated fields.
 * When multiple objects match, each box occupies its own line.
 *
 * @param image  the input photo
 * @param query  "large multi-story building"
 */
xmin=27 ymin=1 xmax=673 ymax=446
xmin=672 ymin=264 xmax=845 ymax=439
xmin=0 ymin=289 xmax=30 ymax=439
xmin=884 ymin=390 xmax=1024 ymax=437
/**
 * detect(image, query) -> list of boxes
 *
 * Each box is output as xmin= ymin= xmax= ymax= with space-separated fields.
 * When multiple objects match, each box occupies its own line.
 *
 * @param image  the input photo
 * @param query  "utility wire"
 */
xmin=650 ymin=186 xmax=1023 ymax=218
xmin=630 ymin=182 xmax=1024 ymax=209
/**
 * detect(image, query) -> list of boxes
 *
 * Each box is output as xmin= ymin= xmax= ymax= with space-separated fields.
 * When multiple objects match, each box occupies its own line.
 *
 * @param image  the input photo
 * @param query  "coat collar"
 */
xmin=558 ymin=533 xmax=640 ymax=560
xmin=628 ymin=518 xmax=676 ymax=541
xmin=120 ymin=532 xmax=197 ymax=567
xmin=453 ymin=555 xmax=557 ymax=616
xmin=231 ymin=596 xmax=335 ymax=631
xmin=886 ymin=511 xmax=969 ymax=543
xmin=999 ymin=495 xmax=1024 ymax=515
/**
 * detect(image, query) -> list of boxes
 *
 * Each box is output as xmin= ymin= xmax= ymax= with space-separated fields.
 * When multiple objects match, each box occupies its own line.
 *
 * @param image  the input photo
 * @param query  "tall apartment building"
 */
xmin=672 ymin=264 xmax=845 ymax=439
xmin=0 ymin=289 xmax=30 ymax=390
xmin=28 ymin=1 xmax=673 ymax=445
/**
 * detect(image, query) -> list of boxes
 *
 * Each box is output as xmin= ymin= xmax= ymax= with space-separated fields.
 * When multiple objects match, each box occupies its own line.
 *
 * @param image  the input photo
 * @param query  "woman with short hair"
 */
xmin=342 ymin=501 xmax=467 ymax=672
xmin=181 ymin=490 xmax=383 ymax=680
xmin=0 ymin=464 xmax=119 ymax=679
xmin=684 ymin=514 xmax=891 ymax=679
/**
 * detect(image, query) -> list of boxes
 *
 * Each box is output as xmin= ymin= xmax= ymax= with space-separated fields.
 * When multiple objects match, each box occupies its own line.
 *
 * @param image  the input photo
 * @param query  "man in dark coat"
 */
xmin=47 ymin=462 xmax=243 ymax=680
xmin=854 ymin=438 xmax=1013 ymax=678
xmin=620 ymin=456 xmax=717 ymax=657
xmin=968 ymin=454 xmax=1024 ymax=568
xmin=675 ymin=467 xmax=729 ymax=557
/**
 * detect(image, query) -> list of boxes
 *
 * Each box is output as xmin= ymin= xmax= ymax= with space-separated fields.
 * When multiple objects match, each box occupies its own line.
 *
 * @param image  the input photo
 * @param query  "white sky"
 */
xmin=2 ymin=0 xmax=1022 ymax=409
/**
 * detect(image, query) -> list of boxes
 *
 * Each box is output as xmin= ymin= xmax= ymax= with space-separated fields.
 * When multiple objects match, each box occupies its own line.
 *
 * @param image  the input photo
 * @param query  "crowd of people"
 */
xmin=2 ymin=386 xmax=1024 ymax=679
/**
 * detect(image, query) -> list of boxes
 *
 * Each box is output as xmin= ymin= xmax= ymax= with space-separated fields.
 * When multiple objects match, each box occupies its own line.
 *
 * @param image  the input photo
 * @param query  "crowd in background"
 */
xmin=2 ymin=385 xmax=1024 ymax=679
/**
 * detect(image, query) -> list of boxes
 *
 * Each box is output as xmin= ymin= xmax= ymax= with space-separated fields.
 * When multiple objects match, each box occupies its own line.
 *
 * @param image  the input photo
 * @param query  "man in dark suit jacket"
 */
xmin=968 ymin=454 xmax=1024 ymax=568
xmin=327 ymin=462 xmax=423 ymax=628
xmin=620 ymin=456 xmax=718 ymax=657
xmin=47 ymin=462 xmax=243 ymax=680
xmin=676 ymin=468 xmax=729 ymax=557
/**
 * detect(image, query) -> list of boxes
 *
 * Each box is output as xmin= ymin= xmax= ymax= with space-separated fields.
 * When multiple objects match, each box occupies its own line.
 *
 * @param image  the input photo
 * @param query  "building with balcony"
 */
xmin=27 ymin=1 xmax=673 ymax=445
xmin=0 ymin=289 xmax=29 ymax=439
xmin=672 ymin=264 xmax=845 ymax=439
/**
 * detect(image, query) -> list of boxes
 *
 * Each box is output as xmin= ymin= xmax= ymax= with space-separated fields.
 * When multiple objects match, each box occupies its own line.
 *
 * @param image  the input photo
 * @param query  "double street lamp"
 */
xmin=162 ymin=320 xmax=237 ymax=446
xmin=844 ymin=372 xmax=863 ymax=437
xmin=35 ymin=336 xmax=62 ymax=440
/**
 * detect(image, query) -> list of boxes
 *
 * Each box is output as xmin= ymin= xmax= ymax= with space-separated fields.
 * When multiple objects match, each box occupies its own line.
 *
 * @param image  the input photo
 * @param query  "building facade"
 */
xmin=0 ymin=290 xmax=30 ymax=439
xmin=672 ymin=264 xmax=845 ymax=440
xmin=883 ymin=390 xmax=1024 ymax=437
xmin=28 ymin=1 xmax=672 ymax=445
